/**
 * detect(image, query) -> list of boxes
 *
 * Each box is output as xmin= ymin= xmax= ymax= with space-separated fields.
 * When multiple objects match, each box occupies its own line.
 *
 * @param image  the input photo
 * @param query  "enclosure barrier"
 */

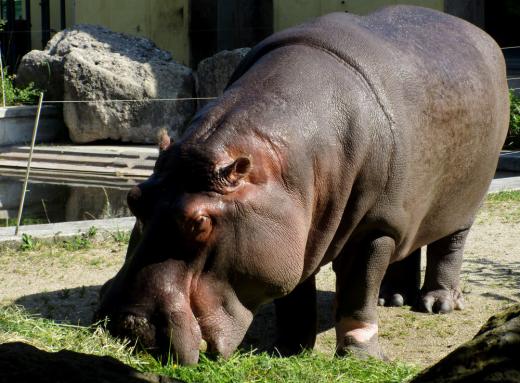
xmin=9 ymin=95 xmax=217 ymax=235
xmin=2 ymin=45 xmax=520 ymax=233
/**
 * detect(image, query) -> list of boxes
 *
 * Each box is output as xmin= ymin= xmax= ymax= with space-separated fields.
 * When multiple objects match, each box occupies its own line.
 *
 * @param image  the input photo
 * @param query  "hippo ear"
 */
xmin=157 ymin=128 xmax=172 ymax=152
xmin=221 ymin=157 xmax=252 ymax=187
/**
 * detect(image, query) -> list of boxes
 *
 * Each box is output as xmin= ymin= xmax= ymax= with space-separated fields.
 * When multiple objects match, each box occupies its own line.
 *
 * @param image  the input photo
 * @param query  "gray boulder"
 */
xmin=16 ymin=24 xmax=196 ymax=143
xmin=412 ymin=304 xmax=520 ymax=383
xmin=15 ymin=50 xmax=64 ymax=101
xmin=196 ymin=48 xmax=250 ymax=109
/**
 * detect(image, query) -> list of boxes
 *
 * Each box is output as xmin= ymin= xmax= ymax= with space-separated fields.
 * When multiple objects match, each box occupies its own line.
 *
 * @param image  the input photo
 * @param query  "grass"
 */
xmin=0 ymin=306 xmax=419 ymax=383
xmin=479 ymin=190 xmax=520 ymax=223
xmin=507 ymin=90 xmax=520 ymax=149
xmin=1 ymin=192 xmax=518 ymax=381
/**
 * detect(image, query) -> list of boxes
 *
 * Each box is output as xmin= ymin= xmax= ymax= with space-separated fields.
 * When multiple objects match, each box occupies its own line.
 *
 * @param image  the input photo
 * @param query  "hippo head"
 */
xmin=95 ymin=108 xmax=310 ymax=364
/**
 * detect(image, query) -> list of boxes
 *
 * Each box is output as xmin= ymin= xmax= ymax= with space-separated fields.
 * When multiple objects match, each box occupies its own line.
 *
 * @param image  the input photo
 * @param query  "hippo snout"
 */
xmin=113 ymin=313 xmax=157 ymax=348
xmin=97 ymin=307 xmax=203 ymax=365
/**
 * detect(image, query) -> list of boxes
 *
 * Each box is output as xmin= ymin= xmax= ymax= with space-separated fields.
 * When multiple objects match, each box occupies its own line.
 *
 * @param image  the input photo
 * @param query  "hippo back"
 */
xmin=228 ymin=5 xmax=509 ymax=256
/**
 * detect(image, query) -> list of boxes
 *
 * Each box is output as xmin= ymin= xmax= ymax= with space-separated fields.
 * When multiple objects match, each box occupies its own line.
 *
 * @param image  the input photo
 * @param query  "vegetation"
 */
xmin=507 ymin=90 xmax=520 ymax=149
xmin=0 ymin=305 xmax=419 ymax=383
xmin=60 ymin=227 xmax=98 ymax=251
xmin=1 ymin=67 xmax=42 ymax=106
xmin=2 ymin=192 xmax=519 ymax=382
xmin=480 ymin=190 xmax=520 ymax=223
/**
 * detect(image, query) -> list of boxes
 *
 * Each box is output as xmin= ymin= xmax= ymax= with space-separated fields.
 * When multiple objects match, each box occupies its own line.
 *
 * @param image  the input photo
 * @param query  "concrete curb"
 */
xmin=497 ymin=151 xmax=520 ymax=172
xmin=1 ymin=150 xmax=519 ymax=246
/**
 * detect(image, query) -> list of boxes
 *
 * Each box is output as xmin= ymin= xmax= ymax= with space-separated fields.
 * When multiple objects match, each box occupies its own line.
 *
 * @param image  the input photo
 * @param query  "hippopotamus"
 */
xmin=95 ymin=5 xmax=509 ymax=364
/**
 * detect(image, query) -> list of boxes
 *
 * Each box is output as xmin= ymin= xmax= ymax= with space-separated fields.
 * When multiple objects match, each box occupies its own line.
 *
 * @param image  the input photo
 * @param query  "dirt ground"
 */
xmin=0 ymin=199 xmax=518 ymax=368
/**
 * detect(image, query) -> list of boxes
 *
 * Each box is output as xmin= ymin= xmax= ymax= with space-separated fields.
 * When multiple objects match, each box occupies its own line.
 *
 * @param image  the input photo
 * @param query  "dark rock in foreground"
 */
xmin=0 ymin=342 xmax=185 ymax=383
xmin=412 ymin=304 xmax=520 ymax=383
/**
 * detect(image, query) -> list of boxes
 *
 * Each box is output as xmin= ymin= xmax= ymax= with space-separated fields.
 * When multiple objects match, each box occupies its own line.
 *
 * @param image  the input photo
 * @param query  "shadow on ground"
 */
xmin=463 ymin=257 xmax=520 ymax=301
xmin=0 ymin=342 xmax=183 ymax=383
xmin=13 ymin=286 xmax=337 ymax=353
xmin=240 ymin=290 xmax=336 ymax=352
xmin=13 ymin=285 xmax=102 ymax=325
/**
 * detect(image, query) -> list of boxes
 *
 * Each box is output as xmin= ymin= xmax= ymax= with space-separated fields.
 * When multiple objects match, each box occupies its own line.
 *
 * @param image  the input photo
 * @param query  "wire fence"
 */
xmin=41 ymin=97 xmax=216 ymax=104
xmin=2 ymin=40 xmax=520 ymax=107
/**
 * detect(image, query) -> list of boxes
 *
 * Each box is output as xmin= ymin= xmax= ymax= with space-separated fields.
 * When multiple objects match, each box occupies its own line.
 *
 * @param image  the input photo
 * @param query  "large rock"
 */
xmin=412 ymin=304 xmax=520 ymax=383
xmin=16 ymin=25 xmax=196 ymax=143
xmin=195 ymin=48 xmax=250 ymax=109
xmin=15 ymin=50 xmax=64 ymax=101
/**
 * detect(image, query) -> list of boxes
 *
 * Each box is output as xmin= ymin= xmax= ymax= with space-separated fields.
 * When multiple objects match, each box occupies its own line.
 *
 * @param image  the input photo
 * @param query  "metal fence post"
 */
xmin=15 ymin=92 xmax=45 ymax=235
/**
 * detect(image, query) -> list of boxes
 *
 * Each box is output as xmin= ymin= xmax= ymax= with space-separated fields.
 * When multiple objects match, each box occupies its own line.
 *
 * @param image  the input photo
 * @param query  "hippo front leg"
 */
xmin=333 ymin=236 xmax=395 ymax=359
xmin=274 ymin=275 xmax=317 ymax=355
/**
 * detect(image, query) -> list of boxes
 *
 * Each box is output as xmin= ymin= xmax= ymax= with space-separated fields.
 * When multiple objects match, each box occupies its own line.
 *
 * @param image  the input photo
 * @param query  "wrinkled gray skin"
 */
xmin=96 ymin=6 xmax=509 ymax=364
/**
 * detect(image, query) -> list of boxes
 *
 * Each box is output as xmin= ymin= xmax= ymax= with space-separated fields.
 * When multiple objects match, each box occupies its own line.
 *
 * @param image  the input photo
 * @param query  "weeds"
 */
xmin=0 ymin=67 xmax=41 ymax=106
xmin=61 ymin=227 xmax=97 ymax=251
xmin=111 ymin=230 xmax=131 ymax=244
xmin=507 ymin=90 xmax=520 ymax=149
xmin=20 ymin=233 xmax=36 ymax=251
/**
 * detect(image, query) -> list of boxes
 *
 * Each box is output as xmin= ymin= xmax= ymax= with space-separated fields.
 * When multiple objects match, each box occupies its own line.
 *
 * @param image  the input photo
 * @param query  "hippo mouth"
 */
xmin=96 ymin=304 xmax=247 ymax=365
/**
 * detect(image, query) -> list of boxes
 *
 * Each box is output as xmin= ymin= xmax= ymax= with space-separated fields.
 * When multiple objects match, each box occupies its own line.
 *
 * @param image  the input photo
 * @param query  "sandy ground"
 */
xmin=0 ymin=199 xmax=518 ymax=368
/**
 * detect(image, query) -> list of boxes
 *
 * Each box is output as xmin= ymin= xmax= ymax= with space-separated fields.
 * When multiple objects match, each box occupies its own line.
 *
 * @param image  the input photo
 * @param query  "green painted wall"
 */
xmin=273 ymin=0 xmax=444 ymax=31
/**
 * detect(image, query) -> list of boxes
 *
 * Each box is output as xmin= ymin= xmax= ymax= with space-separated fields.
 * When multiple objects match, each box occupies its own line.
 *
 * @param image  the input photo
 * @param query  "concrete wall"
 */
xmin=73 ymin=0 xmax=190 ymax=65
xmin=27 ymin=0 xmax=189 ymax=65
xmin=22 ymin=0 xmax=486 ymax=67
xmin=273 ymin=0 xmax=444 ymax=31
xmin=0 ymin=105 xmax=66 ymax=146
xmin=29 ymin=0 xmax=75 ymax=50
xmin=444 ymin=0 xmax=485 ymax=28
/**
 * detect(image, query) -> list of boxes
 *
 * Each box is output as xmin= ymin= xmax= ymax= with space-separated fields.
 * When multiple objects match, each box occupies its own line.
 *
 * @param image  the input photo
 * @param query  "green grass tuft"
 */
xmin=0 ymin=305 xmax=420 ymax=383
xmin=479 ymin=190 xmax=520 ymax=224
xmin=486 ymin=190 xmax=520 ymax=203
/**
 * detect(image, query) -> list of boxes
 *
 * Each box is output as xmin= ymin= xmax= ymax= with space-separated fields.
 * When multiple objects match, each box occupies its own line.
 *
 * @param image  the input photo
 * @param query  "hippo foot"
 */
xmin=378 ymin=250 xmax=421 ymax=308
xmin=417 ymin=288 xmax=464 ymax=314
xmin=378 ymin=290 xmax=418 ymax=307
xmin=335 ymin=335 xmax=387 ymax=360
xmin=335 ymin=319 xmax=386 ymax=360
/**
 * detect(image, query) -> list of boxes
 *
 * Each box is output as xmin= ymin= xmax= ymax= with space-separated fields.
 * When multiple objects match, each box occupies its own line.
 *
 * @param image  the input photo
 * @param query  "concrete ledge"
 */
xmin=0 ymin=216 xmax=135 ymax=246
xmin=497 ymin=151 xmax=520 ymax=172
xmin=0 ymin=105 xmax=67 ymax=146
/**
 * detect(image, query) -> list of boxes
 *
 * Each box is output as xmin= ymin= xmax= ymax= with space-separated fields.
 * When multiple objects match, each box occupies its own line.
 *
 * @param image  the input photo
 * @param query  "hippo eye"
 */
xmin=188 ymin=215 xmax=212 ymax=242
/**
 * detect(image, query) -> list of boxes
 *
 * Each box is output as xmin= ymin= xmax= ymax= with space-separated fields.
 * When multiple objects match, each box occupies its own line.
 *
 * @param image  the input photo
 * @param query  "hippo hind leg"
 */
xmin=378 ymin=249 xmax=421 ymax=307
xmin=273 ymin=275 xmax=317 ymax=356
xmin=417 ymin=228 xmax=468 ymax=314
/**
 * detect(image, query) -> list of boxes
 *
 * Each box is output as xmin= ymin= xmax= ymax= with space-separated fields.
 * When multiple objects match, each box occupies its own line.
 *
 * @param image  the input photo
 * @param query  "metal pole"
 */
xmin=0 ymin=45 xmax=5 ymax=107
xmin=15 ymin=92 xmax=44 ymax=235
